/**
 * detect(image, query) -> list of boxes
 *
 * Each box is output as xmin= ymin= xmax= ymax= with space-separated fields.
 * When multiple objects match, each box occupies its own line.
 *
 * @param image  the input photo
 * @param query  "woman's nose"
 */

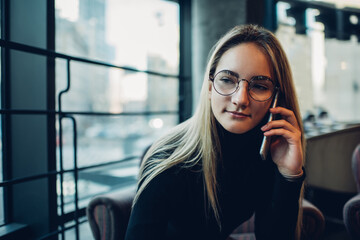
xmin=231 ymin=82 xmax=250 ymax=108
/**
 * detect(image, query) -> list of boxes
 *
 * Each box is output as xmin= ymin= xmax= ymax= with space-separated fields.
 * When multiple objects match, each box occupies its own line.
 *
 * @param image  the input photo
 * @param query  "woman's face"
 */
xmin=209 ymin=42 xmax=274 ymax=134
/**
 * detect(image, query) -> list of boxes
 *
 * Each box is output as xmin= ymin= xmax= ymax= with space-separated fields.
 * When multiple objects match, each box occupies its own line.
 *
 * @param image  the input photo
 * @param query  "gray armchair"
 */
xmin=343 ymin=143 xmax=360 ymax=239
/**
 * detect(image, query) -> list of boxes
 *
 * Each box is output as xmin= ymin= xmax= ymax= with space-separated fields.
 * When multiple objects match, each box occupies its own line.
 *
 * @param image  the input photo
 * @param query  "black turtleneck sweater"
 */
xmin=125 ymin=122 xmax=304 ymax=240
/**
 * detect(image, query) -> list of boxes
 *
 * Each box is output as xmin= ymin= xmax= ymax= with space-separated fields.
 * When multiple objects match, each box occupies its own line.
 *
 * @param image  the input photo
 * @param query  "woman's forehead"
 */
xmin=215 ymin=43 xmax=273 ymax=78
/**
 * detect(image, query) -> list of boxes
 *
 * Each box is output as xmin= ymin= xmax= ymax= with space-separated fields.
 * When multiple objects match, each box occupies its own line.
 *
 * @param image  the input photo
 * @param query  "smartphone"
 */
xmin=259 ymin=91 xmax=279 ymax=161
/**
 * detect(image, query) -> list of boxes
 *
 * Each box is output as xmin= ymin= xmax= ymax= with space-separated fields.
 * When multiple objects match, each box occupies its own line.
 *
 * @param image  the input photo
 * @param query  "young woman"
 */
xmin=125 ymin=24 xmax=305 ymax=240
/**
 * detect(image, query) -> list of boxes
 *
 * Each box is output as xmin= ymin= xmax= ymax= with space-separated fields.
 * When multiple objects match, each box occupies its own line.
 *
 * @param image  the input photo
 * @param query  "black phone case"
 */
xmin=259 ymin=91 xmax=279 ymax=161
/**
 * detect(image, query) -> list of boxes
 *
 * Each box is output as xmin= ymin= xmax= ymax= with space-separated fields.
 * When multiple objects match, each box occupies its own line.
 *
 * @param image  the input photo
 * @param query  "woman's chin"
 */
xmin=223 ymin=124 xmax=251 ymax=134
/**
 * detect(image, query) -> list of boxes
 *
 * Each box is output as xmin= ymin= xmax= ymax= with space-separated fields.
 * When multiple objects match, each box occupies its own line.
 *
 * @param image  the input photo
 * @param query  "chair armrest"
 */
xmin=232 ymin=199 xmax=325 ymax=239
xmin=86 ymin=186 xmax=136 ymax=240
xmin=343 ymin=193 xmax=360 ymax=239
xmin=230 ymin=199 xmax=325 ymax=239
xmin=302 ymin=199 xmax=325 ymax=240
xmin=231 ymin=214 xmax=255 ymax=234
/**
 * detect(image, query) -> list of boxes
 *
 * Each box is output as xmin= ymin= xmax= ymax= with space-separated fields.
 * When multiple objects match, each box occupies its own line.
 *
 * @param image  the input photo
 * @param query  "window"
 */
xmin=0 ymin=0 xmax=187 ymax=239
xmin=55 ymin=0 xmax=180 ymax=217
xmin=275 ymin=1 xmax=360 ymax=137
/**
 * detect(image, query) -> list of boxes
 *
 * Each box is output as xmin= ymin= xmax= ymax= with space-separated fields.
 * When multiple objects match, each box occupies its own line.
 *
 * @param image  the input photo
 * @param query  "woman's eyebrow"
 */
xmin=251 ymin=74 xmax=272 ymax=79
xmin=223 ymin=69 xmax=271 ymax=79
xmin=222 ymin=69 xmax=239 ymax=77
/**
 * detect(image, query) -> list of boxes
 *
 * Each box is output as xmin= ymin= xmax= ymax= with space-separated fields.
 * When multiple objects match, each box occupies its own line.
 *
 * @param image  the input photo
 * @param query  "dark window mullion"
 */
xmin=179 ymin=0 xmax=192 ymax=123
xmin=46 ymin=1 xmax=57 ymax=239
xmin=1 ymin=0 xmax=12 ymax=225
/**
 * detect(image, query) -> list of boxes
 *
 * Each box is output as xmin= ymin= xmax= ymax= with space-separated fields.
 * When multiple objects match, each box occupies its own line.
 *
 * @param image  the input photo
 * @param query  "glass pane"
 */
xmin=63 ymin=217 xmax=93 ymax=240
xmin=57 ymin=114 xmax=177 ymax=169
xmin=56 ymin=60 xmax=179 ymax=113
xmin=323 ymin=37 xmax=360 ymax=123
xmin=276 ymin=2 xmax=360 ymax=137
xmin=57 ymin=114 xmax=177 ymax=214
xmin=55 ymin=0 xmax=179 ymax=75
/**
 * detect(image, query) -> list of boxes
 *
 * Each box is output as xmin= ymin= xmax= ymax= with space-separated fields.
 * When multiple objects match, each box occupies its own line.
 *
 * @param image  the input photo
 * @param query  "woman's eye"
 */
xmin=252 ymin=83 xmax=269 ymax=91
xmin=253 ymin=76 xmax=268 ymax=81
xmin=220 ymin=78 xmax=235 ymax=84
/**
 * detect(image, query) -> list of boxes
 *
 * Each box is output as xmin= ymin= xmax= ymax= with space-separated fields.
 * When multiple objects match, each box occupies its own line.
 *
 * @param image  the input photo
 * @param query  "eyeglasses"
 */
xmin=209 ymin=70 xmax=277 ymax=102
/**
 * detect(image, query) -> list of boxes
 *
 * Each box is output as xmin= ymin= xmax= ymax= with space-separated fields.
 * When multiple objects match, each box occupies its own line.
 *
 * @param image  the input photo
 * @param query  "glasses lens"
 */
xmin=213 ymin=72 xmax=238 ymax=95
xmin=249 ymin=76 xmax=275 ymax=101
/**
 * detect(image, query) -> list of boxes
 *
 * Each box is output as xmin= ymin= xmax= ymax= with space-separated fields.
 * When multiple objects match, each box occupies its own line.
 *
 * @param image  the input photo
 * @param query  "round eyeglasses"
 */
xmin=210 ymin=70 xmax=277 ymax=102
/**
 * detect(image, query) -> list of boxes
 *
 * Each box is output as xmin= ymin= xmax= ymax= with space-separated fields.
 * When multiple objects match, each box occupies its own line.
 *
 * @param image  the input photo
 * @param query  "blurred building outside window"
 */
xmin=55 ymin=0 xmax=179 ymax=228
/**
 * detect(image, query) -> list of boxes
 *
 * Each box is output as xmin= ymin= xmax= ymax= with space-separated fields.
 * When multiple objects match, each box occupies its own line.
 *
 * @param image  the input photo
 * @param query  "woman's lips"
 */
xmin=227 ymin=111 xmax=251 ymax=118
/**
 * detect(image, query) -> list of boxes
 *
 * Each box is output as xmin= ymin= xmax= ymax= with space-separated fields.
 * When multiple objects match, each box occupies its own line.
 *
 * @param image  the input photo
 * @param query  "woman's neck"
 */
xmin=216 ymin=116 xmax=269 ymax=165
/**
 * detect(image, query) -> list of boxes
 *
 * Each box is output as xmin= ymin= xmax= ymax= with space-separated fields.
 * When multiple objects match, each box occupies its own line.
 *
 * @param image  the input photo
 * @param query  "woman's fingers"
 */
xmin=263 ymin=128 xmax=301 ymax=144
xmin=262 ymin=107 xmax=303 ymax=176
xmin=261 ymin=119 xmax=298 ymax=133
xmin=261 ymin=107 xmax=302 ymax=144
xmin=269 ymin=107 xmax=299 ymax=129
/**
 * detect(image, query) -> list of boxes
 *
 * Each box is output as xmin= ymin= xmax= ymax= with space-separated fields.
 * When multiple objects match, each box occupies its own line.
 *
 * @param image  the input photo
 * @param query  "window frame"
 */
xmin=0 ymin=0 xmax=192 ymax=239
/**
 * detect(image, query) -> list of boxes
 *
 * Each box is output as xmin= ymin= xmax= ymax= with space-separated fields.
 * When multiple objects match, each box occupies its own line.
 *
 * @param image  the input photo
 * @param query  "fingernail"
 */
xmin=261 ymin=125 xmax=267 ymax=131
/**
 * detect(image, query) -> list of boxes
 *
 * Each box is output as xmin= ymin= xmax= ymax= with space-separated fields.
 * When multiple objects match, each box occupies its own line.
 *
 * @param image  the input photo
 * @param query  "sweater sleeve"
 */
xmin=254 ymin=166 xmax=305 ymax=240
xmin=124 ymin=168 xmax=181 ymax=240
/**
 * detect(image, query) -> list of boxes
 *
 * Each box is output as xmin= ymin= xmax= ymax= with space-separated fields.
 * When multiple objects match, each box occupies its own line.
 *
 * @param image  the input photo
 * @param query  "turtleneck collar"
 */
xmin=215 ymin=114 xmax=270 ymax=167
xmin=217 ymin=114 xmax=268 ymax=148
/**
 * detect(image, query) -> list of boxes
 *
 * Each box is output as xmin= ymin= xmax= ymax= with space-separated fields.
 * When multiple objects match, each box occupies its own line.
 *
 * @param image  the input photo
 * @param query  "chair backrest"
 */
xmin=86 ymin=146 xmax=149 ymax=240
xmin=87 ymin=187 xmax=136 ymax=240
xmin=343 ymin=144 xmax=360 ymax=239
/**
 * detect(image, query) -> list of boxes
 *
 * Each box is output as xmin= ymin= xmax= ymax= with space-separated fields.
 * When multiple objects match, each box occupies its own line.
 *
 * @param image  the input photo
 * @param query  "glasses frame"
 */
xmin=209 ymin=70 xmax=279 ymax=102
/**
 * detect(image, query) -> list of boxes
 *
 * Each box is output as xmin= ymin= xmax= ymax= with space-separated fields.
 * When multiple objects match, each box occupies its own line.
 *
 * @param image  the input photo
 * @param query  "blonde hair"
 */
xmin=134 ymin=24 xmax=305 ymax=239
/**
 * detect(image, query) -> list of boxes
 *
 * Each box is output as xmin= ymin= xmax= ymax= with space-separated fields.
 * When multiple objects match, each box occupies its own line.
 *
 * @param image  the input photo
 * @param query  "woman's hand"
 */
xmin=261 ymin=107 xmax=303 ymax=176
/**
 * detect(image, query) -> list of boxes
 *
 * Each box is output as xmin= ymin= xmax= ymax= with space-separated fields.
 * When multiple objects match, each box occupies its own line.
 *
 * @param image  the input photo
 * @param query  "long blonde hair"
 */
xmin=134 ymin=24 xmax=305 ymax=239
